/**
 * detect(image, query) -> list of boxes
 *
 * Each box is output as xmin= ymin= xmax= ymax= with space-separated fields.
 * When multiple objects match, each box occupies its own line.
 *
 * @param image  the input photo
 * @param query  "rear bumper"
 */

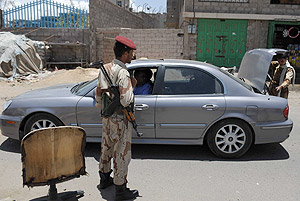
xmin=254 ymin=119 xmax=293 ymax=144
xmin=0 ymin=114 xmax=23 ymax=140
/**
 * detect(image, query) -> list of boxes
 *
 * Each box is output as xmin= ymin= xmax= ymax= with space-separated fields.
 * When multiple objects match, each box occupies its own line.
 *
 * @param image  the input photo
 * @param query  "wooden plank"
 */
xmin=21 ymin=127 xmax=86 ymax=186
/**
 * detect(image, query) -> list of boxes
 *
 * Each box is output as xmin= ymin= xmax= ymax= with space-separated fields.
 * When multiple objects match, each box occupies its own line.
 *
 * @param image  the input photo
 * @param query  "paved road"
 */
xmin=0 ymin=89 xmax=299 ymax=201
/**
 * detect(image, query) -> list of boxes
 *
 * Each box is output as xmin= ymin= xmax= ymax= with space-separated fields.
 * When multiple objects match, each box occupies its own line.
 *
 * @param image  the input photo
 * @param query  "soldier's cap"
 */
xmin=276 ymin=51 xmax=289 ymax=59
xmin=115 ymin=36 xmax=136 ymax=50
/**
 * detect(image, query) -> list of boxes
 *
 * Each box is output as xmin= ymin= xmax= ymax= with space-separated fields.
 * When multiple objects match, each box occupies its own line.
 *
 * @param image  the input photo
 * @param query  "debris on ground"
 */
xmin=0 ymin=32 xmax=44 ymax=79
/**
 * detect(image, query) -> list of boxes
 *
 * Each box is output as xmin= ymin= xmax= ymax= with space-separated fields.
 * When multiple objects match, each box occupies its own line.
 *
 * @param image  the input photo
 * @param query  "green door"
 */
xmin=197 ymin=19 xmax=248 ymax=67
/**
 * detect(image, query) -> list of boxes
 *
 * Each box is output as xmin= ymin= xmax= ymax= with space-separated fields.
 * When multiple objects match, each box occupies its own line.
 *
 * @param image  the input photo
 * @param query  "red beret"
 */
xmin=115 ymin=36 xmax=136 ymax=50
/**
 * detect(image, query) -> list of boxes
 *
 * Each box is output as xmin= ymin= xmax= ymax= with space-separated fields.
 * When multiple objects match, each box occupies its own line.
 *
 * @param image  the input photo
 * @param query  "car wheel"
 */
xmin=24 ymin=113 xmax=64 ymax=137
xmin=207 ymin=119 xmax=253 ymax=158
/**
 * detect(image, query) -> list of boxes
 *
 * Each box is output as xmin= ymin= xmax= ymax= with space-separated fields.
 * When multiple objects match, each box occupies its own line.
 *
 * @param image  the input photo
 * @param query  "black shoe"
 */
xmin=98 ymin=170 xmax=113 ymax=189
xmin=115 ymin=183 xmax=139 ymax=201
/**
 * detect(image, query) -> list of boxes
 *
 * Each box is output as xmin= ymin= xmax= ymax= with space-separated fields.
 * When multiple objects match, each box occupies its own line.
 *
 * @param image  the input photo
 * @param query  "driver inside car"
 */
xmin=134 ymin=69 xmax=153 ymax=95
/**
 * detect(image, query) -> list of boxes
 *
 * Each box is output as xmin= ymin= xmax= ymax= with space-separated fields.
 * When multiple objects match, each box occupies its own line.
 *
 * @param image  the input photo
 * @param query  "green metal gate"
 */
xmin=196 ymin=19 xmax=248 ymax=67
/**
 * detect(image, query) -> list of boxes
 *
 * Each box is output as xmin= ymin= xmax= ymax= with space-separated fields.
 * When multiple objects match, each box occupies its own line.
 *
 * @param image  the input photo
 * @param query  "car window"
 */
xmin=162 ymin=67 xmax=222 ymax=95
xmin=73 ymin=78 xmax=97 ymax=95
xmin=131 ymin=68 xmax=158 ymax=95
xmin=219 ymin=68 xmax=252 ymax=91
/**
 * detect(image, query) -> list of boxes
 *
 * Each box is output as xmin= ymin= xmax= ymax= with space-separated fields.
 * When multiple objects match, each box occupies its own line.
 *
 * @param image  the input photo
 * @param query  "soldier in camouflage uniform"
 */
xmin=269 ymin=53 xmax=294 ymax=99
xmin=95 ymin=36 xmax=139 ymax=200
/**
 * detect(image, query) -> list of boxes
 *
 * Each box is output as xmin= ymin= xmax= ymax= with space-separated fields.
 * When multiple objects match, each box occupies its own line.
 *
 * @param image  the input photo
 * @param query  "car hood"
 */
xmin=14 ymin=83 xmax=75 ymax=99
xmin=237 ymin=48 xmax=287 ymax=91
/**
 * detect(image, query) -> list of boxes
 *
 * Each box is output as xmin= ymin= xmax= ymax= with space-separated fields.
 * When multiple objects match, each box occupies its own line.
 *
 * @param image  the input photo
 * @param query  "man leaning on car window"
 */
xmin=269 ymin=52 xmax=294 ymax=99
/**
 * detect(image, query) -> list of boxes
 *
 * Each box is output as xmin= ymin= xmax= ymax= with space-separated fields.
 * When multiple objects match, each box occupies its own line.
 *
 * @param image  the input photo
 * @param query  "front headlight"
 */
xmin=2 ymin=100 xmax=12 ymax=112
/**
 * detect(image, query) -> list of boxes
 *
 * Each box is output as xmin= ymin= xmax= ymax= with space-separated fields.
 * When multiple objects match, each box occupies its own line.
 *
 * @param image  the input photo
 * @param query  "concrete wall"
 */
xmin=136 ymin=12 xmax=164 ymax=29
xmin=89 ymin=0 xmax=163 ymax=30
xmin=0 ymin=28 xmax=90 ymax=44
xmin=90 ymin=0 xmax=144 ymax=29
xmin=166 ymin=0 xmax=181 ymax=28
xmin=90 ymin=28 xmax=184 ymax=63
xmin=0 ymin=28 xmax=90 ymax=65
xmin=150 ymin=13 xmax=167 ymax=29
xmin=184 ymin=0 xmax=300 ymax=15
xmin=246 ymin=20 xmax=269 ymax=51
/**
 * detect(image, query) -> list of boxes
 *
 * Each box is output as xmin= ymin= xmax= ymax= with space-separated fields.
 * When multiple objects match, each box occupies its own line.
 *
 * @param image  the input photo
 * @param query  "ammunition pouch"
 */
xmin=100 ymin=67 xmax=124 ymax=118
xmin=101 ymin=90 xmax=122 ymax=118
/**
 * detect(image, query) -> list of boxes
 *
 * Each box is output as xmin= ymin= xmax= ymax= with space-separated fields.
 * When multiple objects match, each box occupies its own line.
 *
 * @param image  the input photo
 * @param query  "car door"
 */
xmin=130 ymin=67 xmax=158 ymax=139
xmin=76 ymin=88 xmax=102 ymax=139
xmin=76 ymin=68 xmax=156 ymax=140
xmin=155 ymin=66 xmax=226 ymax=139
xmin=133 ymin=94 xmax=156 ymax=139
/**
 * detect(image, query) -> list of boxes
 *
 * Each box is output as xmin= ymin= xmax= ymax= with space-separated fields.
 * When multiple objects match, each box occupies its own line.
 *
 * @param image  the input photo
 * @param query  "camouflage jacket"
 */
xmin=95 ymin=59 xmax=134 ymax=110
xmin=271 ymin=63 xmax=294 ymax=88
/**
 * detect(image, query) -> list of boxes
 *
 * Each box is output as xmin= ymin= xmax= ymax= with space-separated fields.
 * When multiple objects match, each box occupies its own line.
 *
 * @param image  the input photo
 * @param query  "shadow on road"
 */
xmin=0 ymin=137 xmax=20 ymax=153
xmin=0 ymin=138 xmax=289 ymax=162
xmin=97 ymin=185 xmax=115 ymax=201
xmin=29 ymin=190 xmax=84 ymax=201
xmin=85 ymin=142 xmax=289 ymax=162
xmin=96 ymin=184 xmax=138 ymax=201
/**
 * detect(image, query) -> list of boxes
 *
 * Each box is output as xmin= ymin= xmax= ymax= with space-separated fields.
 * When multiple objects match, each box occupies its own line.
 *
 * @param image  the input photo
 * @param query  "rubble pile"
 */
xmin=0 ymin=32 xmax=44 ymax=80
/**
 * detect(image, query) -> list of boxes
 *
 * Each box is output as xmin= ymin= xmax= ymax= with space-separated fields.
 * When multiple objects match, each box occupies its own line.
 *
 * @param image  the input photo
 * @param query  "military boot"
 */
xmin=98 ymin=169 xmax=113 ymax=189
xmin=115 ymin=183 xmax=139 ymax=201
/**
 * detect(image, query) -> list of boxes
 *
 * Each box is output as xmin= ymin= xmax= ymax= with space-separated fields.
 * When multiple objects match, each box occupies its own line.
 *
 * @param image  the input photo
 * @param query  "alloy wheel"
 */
xmin=215 ymin=124 xmax=246 ymax=154
xmin=31 ymin=119 xmax=57 ymax=131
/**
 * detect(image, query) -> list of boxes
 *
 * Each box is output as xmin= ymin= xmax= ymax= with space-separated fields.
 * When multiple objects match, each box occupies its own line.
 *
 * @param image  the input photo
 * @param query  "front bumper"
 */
xmin=254 ymin=119 xmax=293 ymax=144
xmin=0 ymin=114 xmax=23 ymax=140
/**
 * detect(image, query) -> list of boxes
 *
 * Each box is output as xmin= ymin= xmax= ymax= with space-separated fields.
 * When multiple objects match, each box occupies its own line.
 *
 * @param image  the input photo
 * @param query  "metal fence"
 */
xmin=2 ymin=0 xmax=89 ymax=28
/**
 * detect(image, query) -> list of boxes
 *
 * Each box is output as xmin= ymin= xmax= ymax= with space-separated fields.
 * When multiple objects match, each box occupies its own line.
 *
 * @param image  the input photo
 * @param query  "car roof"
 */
xmin=127 ymin=59 xmax=219 ymax=70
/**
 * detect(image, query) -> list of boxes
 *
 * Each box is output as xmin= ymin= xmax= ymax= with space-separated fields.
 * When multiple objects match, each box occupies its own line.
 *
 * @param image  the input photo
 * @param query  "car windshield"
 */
xmin=71 ymin=78 xmax=97 ymax=95
xmin=219 ymin=68 xmax=253 ymax=91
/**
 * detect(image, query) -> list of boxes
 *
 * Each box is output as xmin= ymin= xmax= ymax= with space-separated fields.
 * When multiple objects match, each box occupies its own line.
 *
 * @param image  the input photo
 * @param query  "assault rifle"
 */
xmin=90 ymin=61 xmax=142 ymax=137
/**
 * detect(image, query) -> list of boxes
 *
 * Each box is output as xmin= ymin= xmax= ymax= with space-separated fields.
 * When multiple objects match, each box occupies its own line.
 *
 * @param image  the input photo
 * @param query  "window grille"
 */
xmin=117 ymin=1 xmax=122 ymax=7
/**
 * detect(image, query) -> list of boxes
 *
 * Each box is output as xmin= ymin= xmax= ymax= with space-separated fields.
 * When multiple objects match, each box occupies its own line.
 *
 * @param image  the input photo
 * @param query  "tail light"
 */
xmin=283 ymin=105 xmax=289 ymax=119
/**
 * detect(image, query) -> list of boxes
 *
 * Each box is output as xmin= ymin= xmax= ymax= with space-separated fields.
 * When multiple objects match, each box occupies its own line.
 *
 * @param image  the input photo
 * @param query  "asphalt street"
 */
xmin=0 ymin=88 xmax=299 ymax=201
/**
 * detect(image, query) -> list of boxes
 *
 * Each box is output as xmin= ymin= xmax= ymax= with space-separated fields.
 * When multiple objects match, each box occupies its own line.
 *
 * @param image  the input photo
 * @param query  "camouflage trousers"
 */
xmin=269 ymin=83 xmax=289 ymax=99
xmin=99 ymin=113 xmax=132 ymax=185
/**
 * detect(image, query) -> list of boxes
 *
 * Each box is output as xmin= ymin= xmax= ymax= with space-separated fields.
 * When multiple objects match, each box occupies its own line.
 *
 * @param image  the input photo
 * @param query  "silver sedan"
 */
xmin=0 ymin=58 xmax=293 ymax=158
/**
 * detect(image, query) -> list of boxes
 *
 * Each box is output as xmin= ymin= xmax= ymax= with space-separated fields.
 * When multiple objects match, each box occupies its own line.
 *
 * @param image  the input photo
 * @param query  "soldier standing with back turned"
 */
xmin=95 ymin=36 xmax=139 ymax=200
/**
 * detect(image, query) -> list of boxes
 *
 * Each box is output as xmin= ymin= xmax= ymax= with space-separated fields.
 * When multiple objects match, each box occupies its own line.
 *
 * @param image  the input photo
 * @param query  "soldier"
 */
xmin=269 ymin=52 xmax=294 ymax=99
xmin=95 ymin=36 xmax=139 ymax=200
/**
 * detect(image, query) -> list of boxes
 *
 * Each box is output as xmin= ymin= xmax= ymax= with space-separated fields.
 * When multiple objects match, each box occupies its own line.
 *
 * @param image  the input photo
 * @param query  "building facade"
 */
xmin=167 ymin=0 xmax=300 ymax=69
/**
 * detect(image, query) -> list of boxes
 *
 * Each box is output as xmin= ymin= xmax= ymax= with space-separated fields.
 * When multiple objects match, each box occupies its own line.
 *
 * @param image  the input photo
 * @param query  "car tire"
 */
xmin=207 ymin=119 xmax=253 ymax=159
xmin=24 ymin=113 xmax=64 ymax=137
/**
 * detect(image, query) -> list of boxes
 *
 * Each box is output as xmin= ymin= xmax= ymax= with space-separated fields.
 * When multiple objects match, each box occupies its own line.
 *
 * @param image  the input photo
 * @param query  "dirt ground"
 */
xmin=0 ymin=67 xmax=100 ymax=109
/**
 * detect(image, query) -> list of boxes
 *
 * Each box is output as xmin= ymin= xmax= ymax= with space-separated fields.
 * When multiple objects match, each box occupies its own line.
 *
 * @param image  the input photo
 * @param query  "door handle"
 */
xmin=202 ymin=104 xmax=219 ymax=111
xmin=135 ymin=104 xmax=149 ymax=111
